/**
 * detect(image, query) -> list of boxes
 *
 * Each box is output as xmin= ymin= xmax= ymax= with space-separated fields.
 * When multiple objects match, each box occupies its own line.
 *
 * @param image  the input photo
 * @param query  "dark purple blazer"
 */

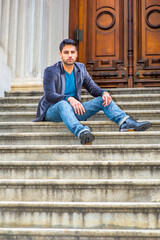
xmin=34 ymin=61 xmax=104 ymax=121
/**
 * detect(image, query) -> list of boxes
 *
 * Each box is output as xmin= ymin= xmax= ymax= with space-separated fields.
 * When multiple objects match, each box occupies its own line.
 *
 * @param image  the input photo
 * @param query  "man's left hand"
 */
xmin=102 ymin=91 xmax=112 ymax=107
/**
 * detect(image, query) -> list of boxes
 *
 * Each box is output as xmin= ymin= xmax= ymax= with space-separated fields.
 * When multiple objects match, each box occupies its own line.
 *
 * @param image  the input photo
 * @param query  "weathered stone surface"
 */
xmin=0 ymin=228 xmax=160 ymax=240
xmin=0 ymin=131 xmax=159 ymax=145
xmin=0 ymin=160 xmax=159 ymax=180
xmin=0 ymin=202 xmax=160 ymax=229
xmin=0 ymin=120 xmax=159 ymax=133
xmin=0 ymin=88 xmax=160 ymax=238
xmin=0 ymin=144 xmax=160 ymax=161
xmin=0 ymin=179 xmax=159 ymax=202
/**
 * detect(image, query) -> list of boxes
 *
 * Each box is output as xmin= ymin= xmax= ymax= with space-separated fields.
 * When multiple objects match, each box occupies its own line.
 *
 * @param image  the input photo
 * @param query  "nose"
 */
xmin=68 ymin=52 xmax=72 ymax=57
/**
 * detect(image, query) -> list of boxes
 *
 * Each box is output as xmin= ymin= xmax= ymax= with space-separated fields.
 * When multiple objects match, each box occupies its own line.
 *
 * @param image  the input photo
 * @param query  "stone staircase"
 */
xmin=0 ymin=87 xmax=160 ymax=240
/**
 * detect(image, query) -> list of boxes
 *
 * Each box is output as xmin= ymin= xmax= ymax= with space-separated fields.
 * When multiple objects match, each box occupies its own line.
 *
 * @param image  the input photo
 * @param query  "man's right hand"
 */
xmin=67 ymin=97 xmax=85 ymax=115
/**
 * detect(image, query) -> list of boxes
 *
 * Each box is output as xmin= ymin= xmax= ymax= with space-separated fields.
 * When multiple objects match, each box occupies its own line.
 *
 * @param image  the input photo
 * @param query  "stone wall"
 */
xmin=0 ymin=0 xmax=69 ymax=90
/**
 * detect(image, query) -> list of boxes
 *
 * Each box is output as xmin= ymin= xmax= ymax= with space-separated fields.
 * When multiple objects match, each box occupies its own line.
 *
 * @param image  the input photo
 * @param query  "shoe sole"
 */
xmin=81 ymin=132 xmax=94 ymax=145
xmin=134 ymin=122 xmax=151 ymax=131
xmin=120 ymin=122 xmax=151 ymax=132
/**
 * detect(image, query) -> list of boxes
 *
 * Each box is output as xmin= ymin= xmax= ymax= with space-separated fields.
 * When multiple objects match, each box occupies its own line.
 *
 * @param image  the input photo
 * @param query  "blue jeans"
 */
xmin=45 ymin=97 xmax=129 ymax=137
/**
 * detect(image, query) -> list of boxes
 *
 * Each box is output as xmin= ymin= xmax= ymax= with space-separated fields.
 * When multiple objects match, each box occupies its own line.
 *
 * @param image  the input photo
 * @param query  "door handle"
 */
xmin=75 ymin=27 xmax=83 ymax=42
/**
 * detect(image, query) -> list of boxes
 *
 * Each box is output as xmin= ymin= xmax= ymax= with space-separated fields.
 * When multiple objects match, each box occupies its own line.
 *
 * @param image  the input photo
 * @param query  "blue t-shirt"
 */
xmin=64 ymin=71 xmax=77 ymax=99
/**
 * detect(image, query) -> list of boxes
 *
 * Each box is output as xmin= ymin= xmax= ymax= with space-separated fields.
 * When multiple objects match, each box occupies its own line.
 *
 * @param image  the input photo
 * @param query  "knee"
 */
xmin=96 ymin=96 xmax=104 ymax=106
xmin=97 ymin=96 xmax=103 ymax=103
xmin=58 ymin=100 xmax=72 ymax=111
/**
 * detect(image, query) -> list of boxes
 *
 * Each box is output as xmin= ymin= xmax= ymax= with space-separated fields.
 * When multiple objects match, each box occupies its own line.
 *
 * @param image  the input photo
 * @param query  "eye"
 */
xmin=63 ymin=51 xmax=69 ymax=54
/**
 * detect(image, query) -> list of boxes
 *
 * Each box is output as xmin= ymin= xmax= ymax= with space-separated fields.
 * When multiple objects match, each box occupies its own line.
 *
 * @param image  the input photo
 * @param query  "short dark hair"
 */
xmin=59 ymin=39 xmax=77 ymax=52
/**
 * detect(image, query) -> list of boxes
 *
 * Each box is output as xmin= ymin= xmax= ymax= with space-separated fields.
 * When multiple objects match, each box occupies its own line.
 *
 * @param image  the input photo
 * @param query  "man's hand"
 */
xmin=67 ymin=97 xmax=86 ymax=115
xmin=102 ymin=91 xmax=112 ymax=107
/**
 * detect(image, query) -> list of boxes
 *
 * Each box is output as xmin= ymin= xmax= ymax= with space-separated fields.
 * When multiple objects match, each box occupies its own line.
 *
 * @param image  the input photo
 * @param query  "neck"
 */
xmin=62 ymin=63 xmax=74 ymax=74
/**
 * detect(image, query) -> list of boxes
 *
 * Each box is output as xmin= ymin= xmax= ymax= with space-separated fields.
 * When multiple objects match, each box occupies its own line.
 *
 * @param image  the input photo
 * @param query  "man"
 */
xmin=35 ymin=39 xmax=151 ymax=144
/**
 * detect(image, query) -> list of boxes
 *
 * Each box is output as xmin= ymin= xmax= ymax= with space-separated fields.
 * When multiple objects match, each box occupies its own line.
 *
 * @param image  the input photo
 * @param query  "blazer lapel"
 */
xmin=60 ymin=62 xmax=66 ymax=94
xmin=74 ymin=63 xmax=81 ymax=101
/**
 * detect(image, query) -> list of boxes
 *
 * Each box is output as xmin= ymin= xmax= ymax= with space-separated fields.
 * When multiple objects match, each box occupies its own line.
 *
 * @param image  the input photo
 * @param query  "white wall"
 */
xmin=0 ymin=0 xmax=69 ymax=86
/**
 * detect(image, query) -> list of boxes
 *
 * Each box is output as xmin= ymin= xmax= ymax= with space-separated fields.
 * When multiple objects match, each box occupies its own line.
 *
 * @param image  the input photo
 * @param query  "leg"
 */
xmin=76 ymin=96 xmax=150 ymax=132
xmin=76 ymin=96 xmax=128 ymax=126
xmin=100 ymin=97 xmax=150 ymax=131
xmin=45 ymin=100 xmax=90 ymax=137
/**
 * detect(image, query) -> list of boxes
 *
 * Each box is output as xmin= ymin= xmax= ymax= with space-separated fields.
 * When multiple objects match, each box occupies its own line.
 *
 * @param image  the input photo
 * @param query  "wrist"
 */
xmin=102 ymin=90 xmax=108 ymax=96
xmin=67 ymin=97 xmax=72 ymax=103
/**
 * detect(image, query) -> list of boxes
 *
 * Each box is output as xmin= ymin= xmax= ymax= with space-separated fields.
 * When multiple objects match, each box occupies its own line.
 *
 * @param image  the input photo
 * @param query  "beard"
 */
xmin=62 ymin=57 xmax=76 ymax=66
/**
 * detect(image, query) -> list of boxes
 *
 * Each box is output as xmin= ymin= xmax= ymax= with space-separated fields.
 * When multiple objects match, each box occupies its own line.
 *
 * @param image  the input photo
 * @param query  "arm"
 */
xmin=82 ymin=66 xmax=104 ymax=97
xmin=43 ymin=68 xmax=66 ymax=104
xmin=82 ymin=65 xmax=112 ymax=106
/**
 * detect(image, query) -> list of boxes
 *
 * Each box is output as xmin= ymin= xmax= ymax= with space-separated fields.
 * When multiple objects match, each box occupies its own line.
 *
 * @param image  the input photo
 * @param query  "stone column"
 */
xmin=0 ymin=47 xmax=11 ymax=97
xmin=0 ymin=0 xmax=69 ymax=90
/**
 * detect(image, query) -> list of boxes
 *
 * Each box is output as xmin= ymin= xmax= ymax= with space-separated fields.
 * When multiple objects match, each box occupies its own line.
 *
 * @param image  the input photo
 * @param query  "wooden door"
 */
xmin=69 ymin=0 xmax=160 ymax=88
xmin=134 ymin=0 xmax=160 ymax=87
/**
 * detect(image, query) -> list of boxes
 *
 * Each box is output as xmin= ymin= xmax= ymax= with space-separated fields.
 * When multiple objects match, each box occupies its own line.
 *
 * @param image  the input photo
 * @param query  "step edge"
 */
xmin=0 ymin=144 xmax=160 ymax=150
xmin=0 ymin=228 xmax=160 ymax=237
xmin=0 ymin=201 xmax=159 ymax=208
xmin=0 ymin=179 xmax=159 ymax=185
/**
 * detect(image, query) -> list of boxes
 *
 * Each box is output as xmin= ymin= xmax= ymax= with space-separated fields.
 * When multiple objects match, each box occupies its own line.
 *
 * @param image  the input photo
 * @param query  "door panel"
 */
xmin=87 ymin=1 xmax=124 ymax=68
xmin=82 ymin=0 xmax=128 ymax=88
xmin=134 ymin=0 xmax=160 ymax=87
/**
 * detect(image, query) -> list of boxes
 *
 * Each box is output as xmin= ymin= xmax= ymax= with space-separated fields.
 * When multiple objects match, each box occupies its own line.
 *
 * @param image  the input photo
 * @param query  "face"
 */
xmin=59 ymin=45 xmax=78 ymax=66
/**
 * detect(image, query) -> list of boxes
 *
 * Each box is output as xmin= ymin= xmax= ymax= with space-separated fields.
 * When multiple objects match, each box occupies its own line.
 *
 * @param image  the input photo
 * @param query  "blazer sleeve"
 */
xmin=82 ymin=65 xmax=104 ymax=97
xmin=43 ymin=68 xmax=66 ymax=104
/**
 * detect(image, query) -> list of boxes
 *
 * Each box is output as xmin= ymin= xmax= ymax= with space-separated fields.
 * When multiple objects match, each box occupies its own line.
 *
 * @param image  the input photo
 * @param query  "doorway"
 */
xmin=69 ymin=0 xmax=160 ymax=88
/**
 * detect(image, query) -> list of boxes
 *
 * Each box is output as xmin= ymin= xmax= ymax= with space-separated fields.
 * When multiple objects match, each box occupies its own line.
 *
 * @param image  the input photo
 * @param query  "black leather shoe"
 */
xmin=120 ymin=117 xmax=151 ymax=132
xmin=79 ymin=131 xmax=94 ymax=145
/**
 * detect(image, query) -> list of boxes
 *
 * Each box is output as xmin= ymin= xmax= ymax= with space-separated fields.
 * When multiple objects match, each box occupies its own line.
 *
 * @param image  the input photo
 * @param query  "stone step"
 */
xmin=0 ymin=96 xmax=41 ymax=104
xmin=0 ymin=112 xmax=35 ymax=122
xmin=0 ymin=160 xmax=160 ymax=180
xmin=5 ymin=87 xmax=160 ymax=97
xmin=0 ymin=131 xmax=159 ymax=145
xmin=0 ymin=228 xmax=160 ymax=240
xmin=1 ymin=94 xmax=160 ymax=104
xmin=0 ymin=179 xmax=159 ymax=202
xmin=0 ymin=144 xmax=159 ymax=162
xmin=0 ymin=110 xmax=159 ymax=122
xmin=1 ymin=101 xmax=160 ymax=112
xmin=5 ymin=91 xmax=44 ymax=97
xmin=0 ymin=121 xmax=118 ymax=133
xmin=82 ymin=110 xmax=160 ymax=121
xmin=0 ymin=201 xmax=159 ymax=229
xmin=0 ymin=103 xmax=37 ymax=112
xmin=0 ymin=120 xmax=159 ymax=133
xmin=1 ymin=87 xmax=159 ymax=238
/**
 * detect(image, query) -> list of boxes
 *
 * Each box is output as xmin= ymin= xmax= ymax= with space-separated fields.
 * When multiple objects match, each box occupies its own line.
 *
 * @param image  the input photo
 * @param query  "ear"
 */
xmin=59 ymin=51 xmax=62 ymax=59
